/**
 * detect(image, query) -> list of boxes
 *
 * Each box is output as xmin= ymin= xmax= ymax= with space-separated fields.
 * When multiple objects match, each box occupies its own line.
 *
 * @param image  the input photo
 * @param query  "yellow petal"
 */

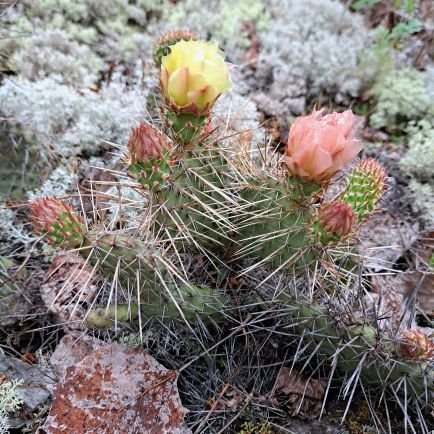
xmin=167 ymin=67 xmax=190 ymax=106
xmin=187 ymin=85 xmax=219 ymax=111
xmin=160 ymin=68 xmax=169 ymax=96
xmin=162 ymin=43 xmax=182 ymax=74
xmin=161 ymin=40 xmax=231 ymax=113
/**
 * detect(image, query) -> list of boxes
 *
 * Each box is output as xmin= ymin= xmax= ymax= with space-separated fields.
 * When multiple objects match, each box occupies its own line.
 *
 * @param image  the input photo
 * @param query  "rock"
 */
xmin=40 ymin=341 xmax=191 ymax=434
xmin=50 ymin=333 xmax=104 ymax=379
xmin=41 ymin=253 xmax=98 ymax=331
xmin=0 ymin=352 xmax=55 ymax=429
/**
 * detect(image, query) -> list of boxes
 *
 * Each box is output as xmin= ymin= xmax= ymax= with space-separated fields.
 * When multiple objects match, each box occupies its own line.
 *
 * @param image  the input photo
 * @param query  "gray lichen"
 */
xmin=0 ymin=76 xmax=148 ymax=158
xmin=400 ymin=120 xmax=434 ymax=225
xmin=252 ymin=0 xmax=375 ymax=118
xmin=370 ymin=68 xmax=434 ymax=130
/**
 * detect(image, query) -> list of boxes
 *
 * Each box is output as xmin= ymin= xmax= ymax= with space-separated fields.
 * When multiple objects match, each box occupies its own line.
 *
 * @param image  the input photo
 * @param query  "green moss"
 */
xmin=399 ymin=120 xmax=434 ymax=224
xmin=407 ymin=179 xmax=434 ymax=224
xmin=370 ymin=68 xmax=433 ymax=130
xmin=218 ymin=0 xmax=270 ymax=47
xmin=400 ymin=120 xmax=434 ymax=181
xmin=238 ymin=420 xmax=272 ymax=434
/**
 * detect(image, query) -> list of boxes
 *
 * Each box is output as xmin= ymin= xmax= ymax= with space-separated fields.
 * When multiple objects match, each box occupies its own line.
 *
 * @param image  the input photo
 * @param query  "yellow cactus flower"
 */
xmin=160 ymin=40 xmax=231 ymax=116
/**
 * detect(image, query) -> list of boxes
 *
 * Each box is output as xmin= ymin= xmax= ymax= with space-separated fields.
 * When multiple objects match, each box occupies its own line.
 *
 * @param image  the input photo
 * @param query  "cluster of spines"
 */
xmin=313 ymin=201 xmax=355 ymax=245
xmin=340 ymin=159 xmax=387 ymax=222
xmin=30 ymin=200 xmax=228 ymax=325
xmin=281 ymin=298 xmax=434 ymax=400
xmin=154 ymin=29 xmax=199 ymax=67
xmin=30 ymin=198 xmax=84 ymax=248
xmin=124 ymin=121 xmax=172 ymax=189
xmin=312 ymin=159 xmax=387 ymax=244
xmin=399 ymin=328 xmax=434 ymax=362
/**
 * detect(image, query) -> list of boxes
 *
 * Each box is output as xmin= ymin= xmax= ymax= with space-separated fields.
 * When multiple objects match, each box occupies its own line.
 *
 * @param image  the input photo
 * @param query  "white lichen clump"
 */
xmin=11 ymin=29 xmax=102 ymax=85
xmin=161 ymin=0 xmax=269 ymax=61
xmin=407 ymin=180 xmax=434 ymax=225
xmin=27 ymin=167 xmax=77 ymax=201
xmin=0 ymin=208 xmax=36 ymax=249
xmin=212 ymin=90 xmax=265 ymax=148
xmin=0 ymin=378 xmax=24 ymax=434
xmin=253 ymin=0 xmax=375 ymax=118
xmin=0 ymin=0 xmax=157 ymax=62
xmin=0 ymin=77 xmax=148 ymax=158
xmin=400 ymin=120 xmax=434 ymax=225
xmin=370 ymin=68 xmax=434 ymax=129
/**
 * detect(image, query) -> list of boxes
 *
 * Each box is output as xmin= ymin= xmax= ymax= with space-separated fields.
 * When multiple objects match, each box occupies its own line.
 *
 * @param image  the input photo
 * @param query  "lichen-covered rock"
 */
xmin=0 ymin=353 xmax=55 ymax=432
xmin=49 ymin=333 xmax=104 ymax=379
xmin=41 ymin=343 xmax=191 ymax=434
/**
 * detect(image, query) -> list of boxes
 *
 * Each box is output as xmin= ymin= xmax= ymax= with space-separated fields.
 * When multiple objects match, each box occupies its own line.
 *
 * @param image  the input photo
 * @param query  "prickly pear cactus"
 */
xmin=29 ymin=32 xmax=433 ymax=429
xmin=30 ymin=200 xmax=227 ymax=324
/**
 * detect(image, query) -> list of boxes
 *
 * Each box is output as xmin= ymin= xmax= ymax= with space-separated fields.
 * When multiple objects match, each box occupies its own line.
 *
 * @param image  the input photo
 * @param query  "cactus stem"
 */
xmin=166 ymin=112 xmax=206 ymax=144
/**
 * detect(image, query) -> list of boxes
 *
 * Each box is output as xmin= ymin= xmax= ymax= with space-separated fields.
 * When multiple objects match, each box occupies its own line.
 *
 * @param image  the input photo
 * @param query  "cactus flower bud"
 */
xmin=126 ymin=121 xmax=170 ymax=165
xmin=318 ymin=201 xmax=355 ymax=236
xmin=125 ymin=121 xmax=171 ymax=188
xmin=160 ymin=40 xmax=231 ymax=116
xmin=399 ymin=329 xmax=434 ymax=362
xmin=30 ymin=198 xmax=85 ymax=248
xmin=283 ymin=109 xmax=363 ymax=182
xmin=154 ymin=29 xmax=199 ymax=66
xmin=341 ymin=158 xmax=387 ymax=222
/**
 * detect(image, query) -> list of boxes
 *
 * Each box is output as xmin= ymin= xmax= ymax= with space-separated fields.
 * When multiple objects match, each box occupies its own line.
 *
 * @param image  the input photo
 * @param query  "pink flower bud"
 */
xmin=399 ymin=328 xmax=434 ymax=362
xmin=283 ymin=109 xmax=363 ymax=182
xmin=30 ymin=198 xmax=84 ymax=247
xmin=318 ymin=201 xmax=355 ymax=236
xmin=127 ymin=121 xmax=170 ymax=165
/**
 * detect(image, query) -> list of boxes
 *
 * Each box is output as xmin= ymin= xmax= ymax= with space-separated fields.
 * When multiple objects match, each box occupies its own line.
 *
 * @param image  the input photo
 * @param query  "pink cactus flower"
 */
xmin=283 ymin=109 xmax=363 ymax=182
